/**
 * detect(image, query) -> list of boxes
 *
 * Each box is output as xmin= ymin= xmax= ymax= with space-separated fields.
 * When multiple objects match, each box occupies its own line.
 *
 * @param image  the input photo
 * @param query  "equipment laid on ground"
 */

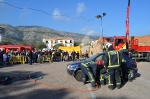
xmin=104 ymin=0 xmax=150 ymax=62
xmin=0 ymin=76 xmax=12 ymax=85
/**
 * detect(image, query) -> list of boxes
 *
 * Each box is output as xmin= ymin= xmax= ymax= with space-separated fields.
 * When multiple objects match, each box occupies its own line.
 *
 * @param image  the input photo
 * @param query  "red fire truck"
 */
xmin=104 ymin=0 xmax=150 ymax=62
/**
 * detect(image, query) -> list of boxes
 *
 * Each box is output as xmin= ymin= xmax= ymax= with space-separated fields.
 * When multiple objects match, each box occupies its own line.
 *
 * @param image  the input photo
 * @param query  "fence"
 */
xmin=9 ymin=55 xmax=52 ymax=65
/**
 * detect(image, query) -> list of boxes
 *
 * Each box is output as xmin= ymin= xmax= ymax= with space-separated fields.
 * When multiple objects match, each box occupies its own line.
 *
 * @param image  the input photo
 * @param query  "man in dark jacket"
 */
xmin=28 ymin=50 xmax=33 ymax=65
xmin=103 ymin=43 xmax=122 ymax=90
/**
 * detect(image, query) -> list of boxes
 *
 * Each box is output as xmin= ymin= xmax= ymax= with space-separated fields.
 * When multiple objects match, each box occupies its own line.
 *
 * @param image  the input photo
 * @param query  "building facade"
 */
xmin=43 ymin=37 xmax=74 ymax=49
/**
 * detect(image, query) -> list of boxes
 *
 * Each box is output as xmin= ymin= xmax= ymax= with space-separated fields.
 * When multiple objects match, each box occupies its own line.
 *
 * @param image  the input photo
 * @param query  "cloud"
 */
xmin=80 ymin=26 xmax=98 ymax=35
xmin=76 ymin=2 xmax=85 ymax=15
xmin=80 ymin=26 xmax=98 ymax=43
xmin=52 ymin=8 xmax=70 ymax=21
xmin=19 ymin=7 xmax=31 ymax=20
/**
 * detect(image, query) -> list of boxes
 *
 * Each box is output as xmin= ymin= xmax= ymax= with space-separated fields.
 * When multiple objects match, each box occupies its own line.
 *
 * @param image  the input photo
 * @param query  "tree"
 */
xmin=35 ymin=42 xmax=47 ymax=50
xmin=53 ymin=43 xmax=64 ymax=50
xmin=74 ymin=41 xmax=81 ymax=46
xmin=0 ymin=39 xmax=13 ymax=45
xmin=20 ymin=41 xmax=29 ymax=45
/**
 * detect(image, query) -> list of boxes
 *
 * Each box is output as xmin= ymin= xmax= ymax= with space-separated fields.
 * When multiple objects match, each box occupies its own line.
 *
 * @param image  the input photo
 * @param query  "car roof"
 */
xmin=86 ymin=51 xmax=134 ymax=62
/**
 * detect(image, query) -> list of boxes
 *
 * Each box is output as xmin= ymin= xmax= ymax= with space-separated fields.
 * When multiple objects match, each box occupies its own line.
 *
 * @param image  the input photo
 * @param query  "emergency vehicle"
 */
xmin=104 ymin=0 xmax=150 ymax=62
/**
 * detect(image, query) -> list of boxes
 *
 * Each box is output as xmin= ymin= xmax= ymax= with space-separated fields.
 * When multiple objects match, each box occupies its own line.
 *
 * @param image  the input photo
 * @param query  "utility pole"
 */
xmin=96 ymin=13 xmax=106 ymax=52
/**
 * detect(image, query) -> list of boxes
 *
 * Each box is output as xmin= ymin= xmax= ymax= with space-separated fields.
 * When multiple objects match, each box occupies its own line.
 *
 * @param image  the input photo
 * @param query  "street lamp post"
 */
xmin=96 ymin=13 xmax=106 ymax=52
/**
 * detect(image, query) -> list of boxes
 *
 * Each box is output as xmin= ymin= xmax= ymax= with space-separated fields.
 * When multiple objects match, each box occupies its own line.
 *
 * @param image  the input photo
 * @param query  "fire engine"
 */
xmin=104 ymin=0 xmax=150 ymax=62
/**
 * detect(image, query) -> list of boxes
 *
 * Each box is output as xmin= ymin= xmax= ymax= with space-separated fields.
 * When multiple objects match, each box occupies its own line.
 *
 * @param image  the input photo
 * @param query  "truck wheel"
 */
xmin=74 ymin=70 xmax=82 ymax=82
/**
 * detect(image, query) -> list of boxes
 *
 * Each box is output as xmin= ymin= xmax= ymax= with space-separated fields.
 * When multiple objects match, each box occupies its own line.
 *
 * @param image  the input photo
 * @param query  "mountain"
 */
xmin=0 ymin=24 xmax=99 ymax=44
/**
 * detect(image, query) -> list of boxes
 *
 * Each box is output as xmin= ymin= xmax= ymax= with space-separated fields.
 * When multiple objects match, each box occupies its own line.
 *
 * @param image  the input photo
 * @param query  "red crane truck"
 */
xmin=104 ymin=0 xmax=150 ymax=62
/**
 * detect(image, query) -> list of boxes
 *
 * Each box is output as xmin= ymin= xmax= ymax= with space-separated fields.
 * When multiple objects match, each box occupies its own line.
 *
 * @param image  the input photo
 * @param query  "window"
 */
xmin=96 ymin=55 xmax=103 ymax=61
xmin=46 ymin=41 xmax=49 ymax=44
xmin=65 ymin=40 xmax=67 ymax=43
xmin=115 ymin=39 xmax=125 ymax=46
xmin=70 ymin=40 xmax=72 ymax=43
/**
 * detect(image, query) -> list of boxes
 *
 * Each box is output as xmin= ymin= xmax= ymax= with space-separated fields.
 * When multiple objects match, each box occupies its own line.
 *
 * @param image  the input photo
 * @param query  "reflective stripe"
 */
xmin=107 ymin=51 xmax=120 ymax=68
xmin=82 ymin=61 xmax=95 ymax=67
xmin=85 ymin=61 xmax=95 ymax=65
xmin=100 ymin=75 xmax=104 ymax=81
xmin=108 ymin=65 xmax=120 ymax=68
xmin=122 ymin=59 xmax=125 ymax=62
xmin=108 ymin=75 xmax=113 ymax=86
xmin=81 ymin=63 xmax=88 ymax=68
xmin=88 ymin=72 xmax=95 ymax=82
xmin=117 ymin=83 xmax=121 ymax=85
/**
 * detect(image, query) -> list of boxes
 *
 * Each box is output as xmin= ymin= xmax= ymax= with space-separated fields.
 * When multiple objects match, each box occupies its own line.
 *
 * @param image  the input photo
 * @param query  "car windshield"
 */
xmin=85 ymin=53 xmax=100 ymax=61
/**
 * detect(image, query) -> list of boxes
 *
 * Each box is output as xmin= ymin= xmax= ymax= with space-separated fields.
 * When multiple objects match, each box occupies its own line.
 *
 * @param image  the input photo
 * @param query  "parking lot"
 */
xmin=0 ymin=61 xmax=150 ymax=99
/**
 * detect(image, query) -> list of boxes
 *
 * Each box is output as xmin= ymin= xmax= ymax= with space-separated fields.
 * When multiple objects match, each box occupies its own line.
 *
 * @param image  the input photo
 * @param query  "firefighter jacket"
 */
xmin=81 ymin=61 xmax=97 ymax=76
xmin=104 ymin=50 xmax=122 ymax=69
xmin=81 ymin=61 xmax=96 ymax=68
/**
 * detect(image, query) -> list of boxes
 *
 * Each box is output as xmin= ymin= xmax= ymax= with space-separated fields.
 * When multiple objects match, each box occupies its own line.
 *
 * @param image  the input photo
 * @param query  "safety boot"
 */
xmin=108 ymin=86 xmax=114 ymax=90
xmin=117 ymin=85 xmax=121 ymax=89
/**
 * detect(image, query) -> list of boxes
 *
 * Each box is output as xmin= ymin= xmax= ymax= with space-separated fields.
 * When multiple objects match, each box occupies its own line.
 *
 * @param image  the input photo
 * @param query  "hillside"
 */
xmin=0 ymin=24 xmax=99 ymax=44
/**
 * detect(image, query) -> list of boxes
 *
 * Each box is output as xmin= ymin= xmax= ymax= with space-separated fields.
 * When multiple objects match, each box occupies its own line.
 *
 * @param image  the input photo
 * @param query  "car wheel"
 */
xmin=74 ymin=70 xmax=82 ymax=82
xmin=128 ymin=69 xmax=135 ymax=82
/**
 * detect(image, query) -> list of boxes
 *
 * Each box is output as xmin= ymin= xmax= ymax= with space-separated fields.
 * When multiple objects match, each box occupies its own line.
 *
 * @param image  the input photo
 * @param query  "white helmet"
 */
xmin=105 ymin=42 xmax=112 ymax=49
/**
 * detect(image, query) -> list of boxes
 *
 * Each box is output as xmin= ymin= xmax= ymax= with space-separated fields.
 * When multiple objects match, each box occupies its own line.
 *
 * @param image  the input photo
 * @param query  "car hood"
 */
xmin=70 ymin=61 xmax=83 ymax=65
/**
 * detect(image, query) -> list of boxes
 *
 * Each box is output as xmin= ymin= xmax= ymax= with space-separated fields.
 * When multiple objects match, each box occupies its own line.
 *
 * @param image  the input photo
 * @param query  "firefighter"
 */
xmin=103 ymin=43 xmax=122 ymax=90
xmin=80 ymin=61 xmax=97 ymax=88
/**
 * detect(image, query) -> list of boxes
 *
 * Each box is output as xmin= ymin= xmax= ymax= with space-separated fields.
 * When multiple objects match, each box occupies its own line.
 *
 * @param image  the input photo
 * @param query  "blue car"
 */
xmin=67 ymin=52 xmax=138 ymax=82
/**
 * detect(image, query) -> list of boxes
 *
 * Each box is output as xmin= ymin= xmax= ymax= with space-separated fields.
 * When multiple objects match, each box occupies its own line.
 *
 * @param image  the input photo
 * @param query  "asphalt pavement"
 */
xmin=0 ymin=61 xmax=150 ymax=99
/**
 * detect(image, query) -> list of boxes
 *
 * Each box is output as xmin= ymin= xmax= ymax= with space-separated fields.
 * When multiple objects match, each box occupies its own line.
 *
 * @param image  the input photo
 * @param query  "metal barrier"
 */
xmin=41 ymin=55 xmax=52 ymax=63
xmin=9 ymin=56 xmax=27 ymax=65
xmin=9 ymin=55 xmax=52 ymax=65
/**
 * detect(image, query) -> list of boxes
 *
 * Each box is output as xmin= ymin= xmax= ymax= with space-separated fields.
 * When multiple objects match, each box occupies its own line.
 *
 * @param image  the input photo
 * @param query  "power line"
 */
xmin=0 ymin=2 xmax=96 ymax=21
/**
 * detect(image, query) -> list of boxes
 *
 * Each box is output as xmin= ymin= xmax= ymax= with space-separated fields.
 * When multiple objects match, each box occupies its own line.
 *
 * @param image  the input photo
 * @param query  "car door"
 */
xmin=94 ymin=53 xmax=105 ymax=69
xmin=93 ymin=53 xmax=105 ymax=80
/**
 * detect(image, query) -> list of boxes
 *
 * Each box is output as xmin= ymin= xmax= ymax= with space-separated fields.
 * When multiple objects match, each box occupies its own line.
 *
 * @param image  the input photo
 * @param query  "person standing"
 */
xmin=71 ymin=50 xmax=76 ymax=61
xmin=85 ymin=50 xmax=89 ymax=59
xmin=27 ymin=50 xmax=33 ymax=65
xmin=103 ymin=43 xmax=122 ymax=90
xmin=3 ymin=52 xmax=8 ymax=66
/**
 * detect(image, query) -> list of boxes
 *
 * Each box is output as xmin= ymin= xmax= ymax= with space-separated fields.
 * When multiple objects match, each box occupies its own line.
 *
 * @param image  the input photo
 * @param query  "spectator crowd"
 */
xmin=0 ymin=49 xmax=87 ymax=66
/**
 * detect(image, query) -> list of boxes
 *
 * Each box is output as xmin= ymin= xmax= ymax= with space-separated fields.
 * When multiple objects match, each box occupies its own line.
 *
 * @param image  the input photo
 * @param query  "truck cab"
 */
xmin=104 ymin=36 xmax=127 ymax=51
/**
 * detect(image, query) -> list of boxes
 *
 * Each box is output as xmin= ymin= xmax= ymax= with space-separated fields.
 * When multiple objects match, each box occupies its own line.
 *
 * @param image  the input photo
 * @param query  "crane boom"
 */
xmin=126 ymin=0 xmax=130 ymax=48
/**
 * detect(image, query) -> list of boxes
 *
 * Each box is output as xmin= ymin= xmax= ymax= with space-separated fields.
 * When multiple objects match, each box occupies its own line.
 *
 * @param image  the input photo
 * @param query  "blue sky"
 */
xmin=0 ymin=0 xmax=150 ymax=37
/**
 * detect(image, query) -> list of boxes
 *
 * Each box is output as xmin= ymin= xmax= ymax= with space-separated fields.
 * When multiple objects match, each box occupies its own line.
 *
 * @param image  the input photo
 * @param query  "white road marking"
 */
xmin=86 ymin=84 xmax=96 ymax=99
